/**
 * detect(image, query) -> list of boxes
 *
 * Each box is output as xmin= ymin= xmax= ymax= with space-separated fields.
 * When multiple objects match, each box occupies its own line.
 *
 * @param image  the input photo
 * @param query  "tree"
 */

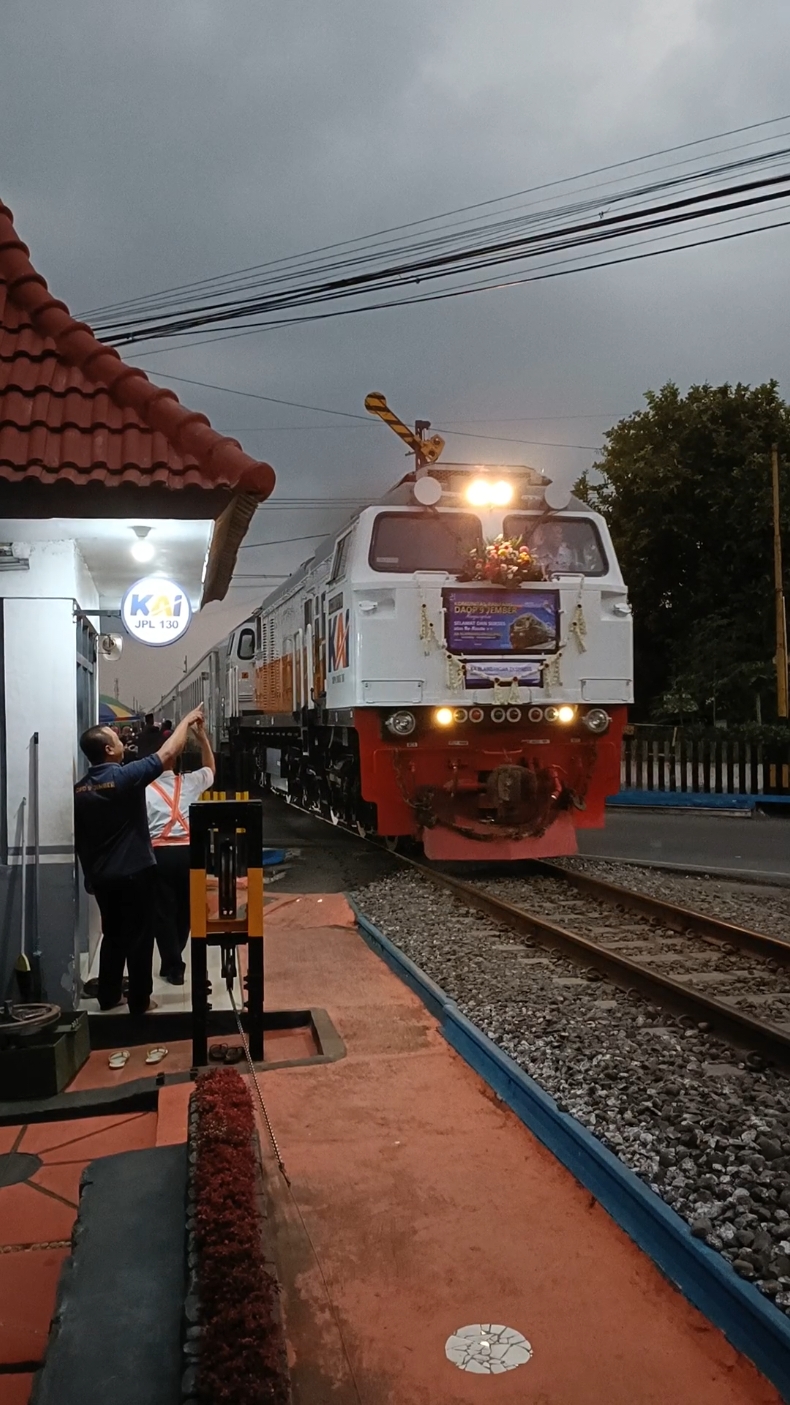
xmin=575 ymin=381 xmax=790 ymax=723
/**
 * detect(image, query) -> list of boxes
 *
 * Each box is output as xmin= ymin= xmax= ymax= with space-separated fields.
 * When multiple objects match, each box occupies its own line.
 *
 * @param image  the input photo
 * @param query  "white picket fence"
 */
xmin=621 ymin=731 xmax=790 ymax=797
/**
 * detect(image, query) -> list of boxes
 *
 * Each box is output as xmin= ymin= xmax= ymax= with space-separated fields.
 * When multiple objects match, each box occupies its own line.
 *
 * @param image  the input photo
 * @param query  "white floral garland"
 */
xmin=419 ymin=599 xmax=466 ymax=692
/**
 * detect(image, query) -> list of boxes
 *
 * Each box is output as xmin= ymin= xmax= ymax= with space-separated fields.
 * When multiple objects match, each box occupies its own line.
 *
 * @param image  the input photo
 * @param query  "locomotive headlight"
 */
xmin=466 ymin=478 xmax=514 ymax=508
xmin=582 ymin=707 xmax=610 ymax=734
xmin=435 ymin=707 xmax=454 ymax=727
xmin=385 ymin=710 xmax=416 ymax=736
xmin=490 ymin=480 xmax=514 ymax=506
xmin=557 ymin=705 xmax=576 ymax=724
xmin=466 ymin=479 xmax=493 ymax=507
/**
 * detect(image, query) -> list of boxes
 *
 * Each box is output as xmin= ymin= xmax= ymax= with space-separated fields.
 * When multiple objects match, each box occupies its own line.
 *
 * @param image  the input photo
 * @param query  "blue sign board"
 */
xmin=443 ymin=588 xmax=559 ymax=655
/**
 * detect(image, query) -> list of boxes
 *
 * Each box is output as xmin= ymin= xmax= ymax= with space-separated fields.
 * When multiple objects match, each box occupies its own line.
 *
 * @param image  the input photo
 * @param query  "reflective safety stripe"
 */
xmin=150 ymin=775 xmax=190 ymax=846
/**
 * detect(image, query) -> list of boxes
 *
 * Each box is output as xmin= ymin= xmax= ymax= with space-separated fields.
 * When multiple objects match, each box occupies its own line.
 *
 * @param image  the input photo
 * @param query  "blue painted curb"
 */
xmin=349 ymin=897 xmax=790 ymax=1402
xmin=608 ymin=790 xmax=755 ymax=810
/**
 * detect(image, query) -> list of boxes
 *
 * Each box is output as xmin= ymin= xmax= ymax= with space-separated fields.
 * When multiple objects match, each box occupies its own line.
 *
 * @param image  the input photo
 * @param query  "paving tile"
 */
xmin=0 ymin=1246 xmax=67 ymax=1362
xmin=31 ymin=1162 xmax=82 ymax=1207
xmin=0 ymin=1127 xmax=24 ymax=1156
xmin=155 ymin=1084 xmax=192 ymax=1148
xmin=0 ymin=1372 xmax=35 ymax=1404
xmin=0 ymin=1183 xmax=76 ymax=1247
xmin=21 ymin=1113 xmax=157 ymax=1161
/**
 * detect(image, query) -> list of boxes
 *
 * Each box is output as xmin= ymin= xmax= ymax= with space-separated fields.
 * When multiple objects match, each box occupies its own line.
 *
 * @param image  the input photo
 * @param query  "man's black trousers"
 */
xmin=93 ymin=868 xmax=157 ymax=1016
xmin=154 ymin=845 xmax=191 ymax=979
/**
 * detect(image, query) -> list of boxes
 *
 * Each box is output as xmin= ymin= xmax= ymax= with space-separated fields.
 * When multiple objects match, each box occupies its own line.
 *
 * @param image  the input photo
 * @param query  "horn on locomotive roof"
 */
xmin=364 ymin=391 xmax=445 ymax=472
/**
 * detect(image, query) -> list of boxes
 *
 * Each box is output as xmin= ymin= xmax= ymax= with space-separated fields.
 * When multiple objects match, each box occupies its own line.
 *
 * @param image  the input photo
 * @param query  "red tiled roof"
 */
xmin=0 ymin=200 xmax=275 ymax=498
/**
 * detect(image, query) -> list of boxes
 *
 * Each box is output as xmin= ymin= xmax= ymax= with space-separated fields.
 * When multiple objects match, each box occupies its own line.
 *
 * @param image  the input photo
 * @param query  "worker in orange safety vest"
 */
xmin=145 ymin=717 xmax=215 ymax=985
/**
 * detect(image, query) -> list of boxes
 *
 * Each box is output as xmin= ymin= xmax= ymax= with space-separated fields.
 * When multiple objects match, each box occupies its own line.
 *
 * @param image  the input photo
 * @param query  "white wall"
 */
xmin=4 ymin=597 xmax=80 ymax=857
xmin=2 ymin=537 xmax=100 ymax=858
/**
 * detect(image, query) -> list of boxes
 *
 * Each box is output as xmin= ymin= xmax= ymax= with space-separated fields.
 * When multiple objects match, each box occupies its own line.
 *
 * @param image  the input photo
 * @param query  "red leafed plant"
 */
xmin=193 ymin=1067 xmax=288 ymax=1405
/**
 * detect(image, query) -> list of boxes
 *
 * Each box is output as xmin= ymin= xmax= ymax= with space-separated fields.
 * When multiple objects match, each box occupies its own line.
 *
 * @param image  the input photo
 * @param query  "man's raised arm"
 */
xmin=157 ymin=706 xmax=204 ymax=771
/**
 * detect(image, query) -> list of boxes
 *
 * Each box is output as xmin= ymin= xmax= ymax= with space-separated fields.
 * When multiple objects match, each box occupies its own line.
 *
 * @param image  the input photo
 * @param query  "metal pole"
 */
xmin=32 ymin=733 xmax=42 ymax=993
xmin=772 ymin=444 xmax=789 ymax=719
xmin=19 ymin=797 xmax=27 ymax=962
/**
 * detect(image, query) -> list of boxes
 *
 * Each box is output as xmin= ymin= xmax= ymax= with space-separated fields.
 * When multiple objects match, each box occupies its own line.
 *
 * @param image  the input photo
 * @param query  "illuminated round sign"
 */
xmin=120 ymin=576 xmax=192 ymax=647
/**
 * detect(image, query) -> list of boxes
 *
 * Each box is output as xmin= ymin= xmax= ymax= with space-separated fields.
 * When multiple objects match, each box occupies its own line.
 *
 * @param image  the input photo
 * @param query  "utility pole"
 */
xmin=772 ymin=443 xmax=789 ymax=719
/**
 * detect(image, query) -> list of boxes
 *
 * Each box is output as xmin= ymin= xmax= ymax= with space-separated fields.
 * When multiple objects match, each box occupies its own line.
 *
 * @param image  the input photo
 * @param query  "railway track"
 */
xmin=273 ymin=796 xmax=790 ymax=1066
xmin=382 ymin=851 xmax=790 ymax=1068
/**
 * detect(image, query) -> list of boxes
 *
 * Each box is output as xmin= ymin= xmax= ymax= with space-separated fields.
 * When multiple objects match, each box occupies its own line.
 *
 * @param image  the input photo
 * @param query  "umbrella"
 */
xmin=99 ymin=695 xmax=141 ymax=726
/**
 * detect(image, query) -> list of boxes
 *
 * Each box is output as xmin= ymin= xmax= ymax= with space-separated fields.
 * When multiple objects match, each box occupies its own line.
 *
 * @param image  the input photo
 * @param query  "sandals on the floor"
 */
xmin=108 ymin=1050 xmax=130 ymax=1069
xmin=145 ymin=1047 xmax=168 ymax=1065
xmin=208 ymin=1042 xmax=245 ymax=1065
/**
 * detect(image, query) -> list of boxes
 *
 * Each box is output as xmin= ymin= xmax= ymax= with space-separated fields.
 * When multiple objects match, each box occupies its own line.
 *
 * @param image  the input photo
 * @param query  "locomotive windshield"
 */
xmin=504 ymin=514 xmax=607 ymax=576
xmin=370 ymin=511 xmax=482 ymax=573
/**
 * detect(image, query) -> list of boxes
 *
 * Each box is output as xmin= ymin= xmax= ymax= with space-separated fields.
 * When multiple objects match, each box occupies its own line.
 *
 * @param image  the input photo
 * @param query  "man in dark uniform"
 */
xmin=74 ymin=705 xmax=203 ymax=1016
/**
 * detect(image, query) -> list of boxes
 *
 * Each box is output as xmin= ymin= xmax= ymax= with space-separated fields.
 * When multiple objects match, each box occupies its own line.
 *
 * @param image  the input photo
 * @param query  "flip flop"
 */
xmin=208 ymin=1043 xmax=229 ymax=1062
xmin=108 ymin=1050 xmax=130 ymax=1069
xmin=224 ymin=1047 xmax=245 ymax=1064
xmin=145 ymin=1047 xmax=168 ymax=1065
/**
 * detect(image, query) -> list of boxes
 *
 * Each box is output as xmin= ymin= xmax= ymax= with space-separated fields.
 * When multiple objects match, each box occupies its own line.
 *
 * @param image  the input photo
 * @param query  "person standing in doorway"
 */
xmin=146 ymin=719 xmax=215 ymax=984
xmin=74 ymin=706 xmax=204 ymax=1016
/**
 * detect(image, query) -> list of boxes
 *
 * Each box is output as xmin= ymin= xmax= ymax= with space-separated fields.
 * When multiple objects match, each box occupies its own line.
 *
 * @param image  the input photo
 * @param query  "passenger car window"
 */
xmin=370 ymin=512 xmax=482 ymax=573
xmin=504 ymin=515 xmax=607 ymax=576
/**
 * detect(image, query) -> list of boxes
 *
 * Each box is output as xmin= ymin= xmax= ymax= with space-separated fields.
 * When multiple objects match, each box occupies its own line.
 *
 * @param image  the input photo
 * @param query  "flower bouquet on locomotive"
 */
xmin=157 ymin=395 xmax=632 ymax=861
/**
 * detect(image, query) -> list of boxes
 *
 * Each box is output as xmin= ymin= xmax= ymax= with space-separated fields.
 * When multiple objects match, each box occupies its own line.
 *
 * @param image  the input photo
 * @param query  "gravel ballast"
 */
xmin=555 ymin=857 xmax=790 ymax=942
xmin=353 ymin=870 xmax=790 ymax=1313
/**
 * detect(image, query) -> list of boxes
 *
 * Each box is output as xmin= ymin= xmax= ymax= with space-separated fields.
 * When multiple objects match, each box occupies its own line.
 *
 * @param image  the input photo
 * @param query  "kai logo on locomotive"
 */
xmin=329 ymin=607 xmax=350 ymax=674
xmin=121 ymin=575 xmax=192 ymax=647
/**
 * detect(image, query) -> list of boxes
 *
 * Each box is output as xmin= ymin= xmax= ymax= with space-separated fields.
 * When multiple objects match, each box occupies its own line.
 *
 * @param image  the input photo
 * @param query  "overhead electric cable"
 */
xmin=98 ymin=166 xmax=790 ymax=347
xmin=80 ymin=113 xmax=790 ymax=322
xmin=130 ymin=207 xmax=790 ymax=359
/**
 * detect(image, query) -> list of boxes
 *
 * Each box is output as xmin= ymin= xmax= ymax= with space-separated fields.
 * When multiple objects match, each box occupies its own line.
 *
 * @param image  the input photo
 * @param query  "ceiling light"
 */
xmin=131 ymin=541 xmax=155 ymax=563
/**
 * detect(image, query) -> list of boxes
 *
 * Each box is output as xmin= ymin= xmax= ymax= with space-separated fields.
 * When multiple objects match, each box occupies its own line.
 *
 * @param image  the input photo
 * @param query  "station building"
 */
xmin=0 ymin=199 xmax=274 ymax=1005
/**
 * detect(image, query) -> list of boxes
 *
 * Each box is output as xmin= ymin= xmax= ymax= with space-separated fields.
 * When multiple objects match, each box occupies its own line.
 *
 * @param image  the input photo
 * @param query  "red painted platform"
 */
xmin=255 ymin=893 xmax=781 ymax=1404
xmin=0 ymin=891 xmax=782 ymax=1402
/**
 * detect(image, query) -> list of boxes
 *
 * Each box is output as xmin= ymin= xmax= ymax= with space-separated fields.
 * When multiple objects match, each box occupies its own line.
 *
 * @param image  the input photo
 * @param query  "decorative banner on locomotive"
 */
xmin=443 ymin=588 xmax=559 ymax=655
xmin=464 ymin=658 xmax=543 ymax=687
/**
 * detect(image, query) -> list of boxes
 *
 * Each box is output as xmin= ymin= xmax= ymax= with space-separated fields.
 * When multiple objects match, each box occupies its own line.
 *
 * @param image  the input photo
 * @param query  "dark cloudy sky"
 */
xmin=3 ymin=0 xmax=790 ymax=706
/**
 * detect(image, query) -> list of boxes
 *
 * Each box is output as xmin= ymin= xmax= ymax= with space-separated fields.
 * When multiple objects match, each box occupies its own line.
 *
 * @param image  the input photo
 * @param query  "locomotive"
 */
xmin=156 ymin=396 xmax=632 ymax=860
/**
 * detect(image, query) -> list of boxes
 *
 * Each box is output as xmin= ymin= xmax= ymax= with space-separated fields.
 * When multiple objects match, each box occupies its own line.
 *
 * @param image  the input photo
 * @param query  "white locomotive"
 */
xmin=156 ymin=397 xmax=632 ymax=860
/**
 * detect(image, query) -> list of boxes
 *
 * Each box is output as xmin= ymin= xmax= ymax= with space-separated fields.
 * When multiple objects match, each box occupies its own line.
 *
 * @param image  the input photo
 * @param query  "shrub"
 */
xmin=192 ymin=1068 xmax=288 ymax=1404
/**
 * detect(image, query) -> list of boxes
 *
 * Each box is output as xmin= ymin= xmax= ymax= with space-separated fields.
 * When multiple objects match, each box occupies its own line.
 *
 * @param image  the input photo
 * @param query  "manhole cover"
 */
xmin=0 ymin=1151 xmax=43 ymax=1188
xmin=445 ymin=1324 xmax=532 ymax=1374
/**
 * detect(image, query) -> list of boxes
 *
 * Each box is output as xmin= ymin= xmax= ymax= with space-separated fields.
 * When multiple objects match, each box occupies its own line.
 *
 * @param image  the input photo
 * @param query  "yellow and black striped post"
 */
xmin=364 ymin=391 xmax=445 ymax=467
xmin=189 ymin=799 xmax=264 ymax=1066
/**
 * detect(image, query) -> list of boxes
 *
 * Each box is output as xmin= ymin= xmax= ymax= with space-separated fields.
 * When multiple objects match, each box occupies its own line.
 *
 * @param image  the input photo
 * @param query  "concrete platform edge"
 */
xmin=576 ymin=855 xmax=790 ymax=887
xmin=350 ymin=898 xmax=790 ymax=1403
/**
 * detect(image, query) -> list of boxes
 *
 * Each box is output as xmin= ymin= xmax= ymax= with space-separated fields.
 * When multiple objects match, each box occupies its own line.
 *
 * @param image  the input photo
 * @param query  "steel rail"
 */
xmin=387 ymin=851 xmax=790 ymax=1067
xmin=535 ymin=860 xmax=790 ymax=965
xmin=268 ymin=797 xmax=790 ymax=1064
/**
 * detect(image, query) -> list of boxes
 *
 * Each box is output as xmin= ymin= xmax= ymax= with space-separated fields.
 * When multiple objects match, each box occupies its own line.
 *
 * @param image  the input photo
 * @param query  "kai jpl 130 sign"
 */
xmin=121 ymin=576 xmax=192 ymax=647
